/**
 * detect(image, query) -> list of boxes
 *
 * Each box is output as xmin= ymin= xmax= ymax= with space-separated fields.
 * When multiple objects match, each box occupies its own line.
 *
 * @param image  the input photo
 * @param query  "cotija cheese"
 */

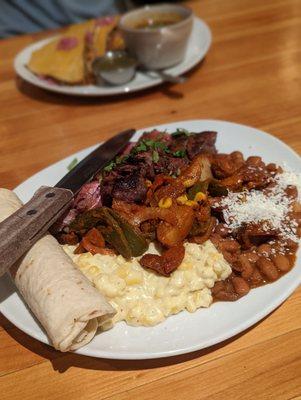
xmin=219 ymin=169 xmax=300 ymax=242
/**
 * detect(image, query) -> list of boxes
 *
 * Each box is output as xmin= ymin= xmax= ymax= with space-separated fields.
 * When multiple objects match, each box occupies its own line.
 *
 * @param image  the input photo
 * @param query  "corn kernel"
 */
xmin=179 ymin=262 xmax=192 ymax=271
xmin=158 ymin=197 xmax=172 ymax=208
xmin=183 ymin=179 xmax=195 ymax=188
xmin=176 ymin=194 xmax=188 ymax=205
xmin=125 ymin=271 xmax=143 ymax=285
xmin=185 ymin=200 xmax=198 ymax=207
xmin=171 ymin=305 xmax=182 ymax=314
xmin=194 ymin=192 xmax=207 ymax=202
xmin=145 ymin=179 xmax=152 ymax=187
xmin=117 ymin=266 xmax=128 ymax=279
xmin=88 ymin=266 xmax=99 ymax=275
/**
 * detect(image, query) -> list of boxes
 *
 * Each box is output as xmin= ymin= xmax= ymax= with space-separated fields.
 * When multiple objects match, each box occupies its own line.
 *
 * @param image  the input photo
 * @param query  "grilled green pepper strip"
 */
xmin=69 ymin=207 xmax=148 ymax=259
xmin=187 ymin=180 xmax=209 ymax=200
xmin=69 ymin=208 xmax=106 ymax=233
xmin=98 ymin=208 xmax=132 ymax=259
xmin=70 ymin=208 xmax=132 ymax=259
xmin=108 ymin=209 xmax=149 ymax=257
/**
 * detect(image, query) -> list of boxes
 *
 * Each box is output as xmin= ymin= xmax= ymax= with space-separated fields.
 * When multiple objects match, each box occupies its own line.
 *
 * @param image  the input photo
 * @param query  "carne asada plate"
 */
xmin=0 ymin=119 xmax=300 ymax=359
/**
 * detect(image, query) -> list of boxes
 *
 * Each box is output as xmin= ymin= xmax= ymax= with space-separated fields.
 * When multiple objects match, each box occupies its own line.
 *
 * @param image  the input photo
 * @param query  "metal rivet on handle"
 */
xmin=45 ymin=192 xmax=55 ymax=198
xmin=27 ymin=209 xmax=37 ymax=215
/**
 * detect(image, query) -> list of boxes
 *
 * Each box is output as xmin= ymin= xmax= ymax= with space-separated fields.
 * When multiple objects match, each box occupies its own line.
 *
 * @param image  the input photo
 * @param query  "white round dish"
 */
xmin=14 ymin=17 xmax=211 ymax=97
xmin=0 ymin=120 xmax=300 ymax=360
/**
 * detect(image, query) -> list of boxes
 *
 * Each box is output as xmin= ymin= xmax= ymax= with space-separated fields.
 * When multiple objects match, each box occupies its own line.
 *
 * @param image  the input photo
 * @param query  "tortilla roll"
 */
xmin=0 ymin=188 xmax=115 ymax=352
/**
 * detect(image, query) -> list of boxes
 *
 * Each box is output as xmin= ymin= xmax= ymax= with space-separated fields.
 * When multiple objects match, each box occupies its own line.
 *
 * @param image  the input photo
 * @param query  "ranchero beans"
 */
xmin=219 ymin=239 xmax=241 ymax=253
xmin=257 ymin=244 xmax=272 ymax=256
xmin=210 ymin=152 xmax=300 ymax=303
xmin=256 ymin=257 xmax=279 ymax=281
xmin=271 ymin=254 xmax=290 ymax=272
xmin=249 ymin=267 xmax=264 ymax=286
xmin=232 ymin=276 xmax=250 ymax=296
xmin=238 ymin=255 xmax=254 ymax=279
xmin=244 ymin=251 xmax=259 ymax=264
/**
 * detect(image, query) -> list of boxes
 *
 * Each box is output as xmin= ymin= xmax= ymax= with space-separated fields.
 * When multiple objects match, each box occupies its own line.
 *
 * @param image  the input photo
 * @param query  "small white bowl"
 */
xmin=119 ymin=3 xmax=193 ymax=70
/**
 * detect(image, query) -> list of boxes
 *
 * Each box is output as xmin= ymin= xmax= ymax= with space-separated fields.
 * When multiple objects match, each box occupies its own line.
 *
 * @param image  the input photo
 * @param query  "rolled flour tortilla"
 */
xmin=0 ymin=188 xmax=115 ymax=352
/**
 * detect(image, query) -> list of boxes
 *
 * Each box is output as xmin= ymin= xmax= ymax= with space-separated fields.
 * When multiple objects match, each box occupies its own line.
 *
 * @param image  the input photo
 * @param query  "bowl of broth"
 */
xmin=119 ymin=4 xmax=193 ymax=70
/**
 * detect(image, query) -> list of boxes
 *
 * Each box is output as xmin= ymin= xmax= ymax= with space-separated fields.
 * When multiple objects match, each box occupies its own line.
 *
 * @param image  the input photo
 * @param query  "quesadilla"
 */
xmin=27 ymin=17 xmax=124 ymax=85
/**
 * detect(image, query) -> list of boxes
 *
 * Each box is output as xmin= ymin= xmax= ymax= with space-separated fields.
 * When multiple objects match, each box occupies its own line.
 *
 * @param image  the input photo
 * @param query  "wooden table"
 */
xmin=1 ymin=0 xmax=301 ymax=398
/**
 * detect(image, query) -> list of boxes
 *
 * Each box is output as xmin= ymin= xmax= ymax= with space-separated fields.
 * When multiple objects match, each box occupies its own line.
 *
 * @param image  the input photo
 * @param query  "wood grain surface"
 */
xmin=0 ymin=0 xmax=301 ymax=399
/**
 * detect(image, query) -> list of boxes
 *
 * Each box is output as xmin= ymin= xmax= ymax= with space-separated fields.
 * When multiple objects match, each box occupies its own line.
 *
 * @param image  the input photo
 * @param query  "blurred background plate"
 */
xmin=14 ymin=17 xmax=211 ymax=97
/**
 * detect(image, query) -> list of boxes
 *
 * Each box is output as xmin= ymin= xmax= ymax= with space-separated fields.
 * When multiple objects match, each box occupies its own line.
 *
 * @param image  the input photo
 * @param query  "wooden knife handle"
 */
xmin=0 ymin=186 xmax=73 ymax=278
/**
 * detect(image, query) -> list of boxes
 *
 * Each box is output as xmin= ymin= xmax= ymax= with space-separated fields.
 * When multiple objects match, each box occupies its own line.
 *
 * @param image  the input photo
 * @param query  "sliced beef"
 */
xmin=112 ymin=172 xmax=147 ymax=203
xmin=140 ymin=129 xmax=172 ymax=144
xmin=154 ymin=154 xmax=188 ymax=176
xmin=73 ymin=181 xmax=102 ymax=212
xmin=51 ymin=182 xmax=101 ymax=232
xmin=186 ymin=131 xmax=217 ymax=159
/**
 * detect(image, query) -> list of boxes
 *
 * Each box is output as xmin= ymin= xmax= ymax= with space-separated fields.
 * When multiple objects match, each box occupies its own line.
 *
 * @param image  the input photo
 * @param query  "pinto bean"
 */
xmin=257 ymin=257 xmax=279 ymax=281
xmin=266 ymin=163 xmax=278 ymax=172
xmin=219 ymin=239 xmax=240 ymax=253
xmin=223 ymin=251 xmax=238 ymax=264
xmin=243 ymin=251 xmax=259 ymax=264
xmin=287 ymin=254 xmax=296 ymax=268
xmin=246 ymin=156 xmax=263 ymax=166
xmin=213 ymin=291 xmax=239 ymax=302
xmin=231 ymin=151 xmax=244 ymax=166
xmin=258 ymin=243 xmax=272 ymax=256
xmin=249 ymin=267 xmax=265 ymax=286
xmin=209 ymin=233 xmax=222 ymax=248
xmin=238 ymin=254 xmax=254 ymax=279
xmin=211 ymin=281 xmax=225 ymax=295
xmin=285 ymin=186 xmax=298 ymax=200
xmin=214 ymin=224 xmax=231 ymax=238
xmin=232 ymin=277 xmax=250 ymax=297
xmin=271 ymin=254 xmax=291 ymax=272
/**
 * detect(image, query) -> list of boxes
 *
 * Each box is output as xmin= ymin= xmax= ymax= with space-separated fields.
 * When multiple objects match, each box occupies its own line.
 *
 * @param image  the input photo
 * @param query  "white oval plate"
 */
xmin=14 ymin=17 xmax=211 ymax=97
xmin=0 ymin=120 xmax=300 ymax=359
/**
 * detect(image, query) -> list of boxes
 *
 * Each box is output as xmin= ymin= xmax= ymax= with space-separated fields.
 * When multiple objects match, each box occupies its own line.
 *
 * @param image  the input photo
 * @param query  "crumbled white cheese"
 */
xmin=220 ymin=168 xmax=300 ymax=242
xmin=275 ymin=169 xmax=301 ymax=202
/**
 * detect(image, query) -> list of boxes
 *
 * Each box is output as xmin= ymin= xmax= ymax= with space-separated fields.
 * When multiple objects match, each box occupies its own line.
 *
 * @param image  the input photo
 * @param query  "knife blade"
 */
xmin=0 ymin=128 xmax=135 ymax=277
xmin=55 ymin=128 xmax=135 ymax=193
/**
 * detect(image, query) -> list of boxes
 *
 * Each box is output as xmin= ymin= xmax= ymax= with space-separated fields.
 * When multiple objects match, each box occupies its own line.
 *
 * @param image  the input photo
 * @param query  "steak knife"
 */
xmin=0 ymin=128 xmax=135 ymax=277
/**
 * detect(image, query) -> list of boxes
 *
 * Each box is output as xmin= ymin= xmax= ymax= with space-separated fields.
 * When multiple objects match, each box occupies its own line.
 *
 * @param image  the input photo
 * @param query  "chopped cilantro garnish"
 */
xmin=143 ymin=139 xmax=155 ymax=147
xmin=103 ymin=155 xmax=128 ymax=173
xmin=103 ymin=160 xmax=116 ymax=172
xmin=154 ymin=141 xmax=168 ymax=151
xmin=67 ymin=158 xmax=78 ymax=171
xmin=172 ymin=128 xmax=191 ymax=137
xmin=152 ymin=150 xmax=159 ymax=163
xmin=135 ymin=142 xmax=147 ymax=152
xmin=173 ymin=149 xmax=186 ymax=158
xmin=133 ymin=139 xmax=168 ymax=154
xmin=116 ymin=155 xmax=128 ymax=164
